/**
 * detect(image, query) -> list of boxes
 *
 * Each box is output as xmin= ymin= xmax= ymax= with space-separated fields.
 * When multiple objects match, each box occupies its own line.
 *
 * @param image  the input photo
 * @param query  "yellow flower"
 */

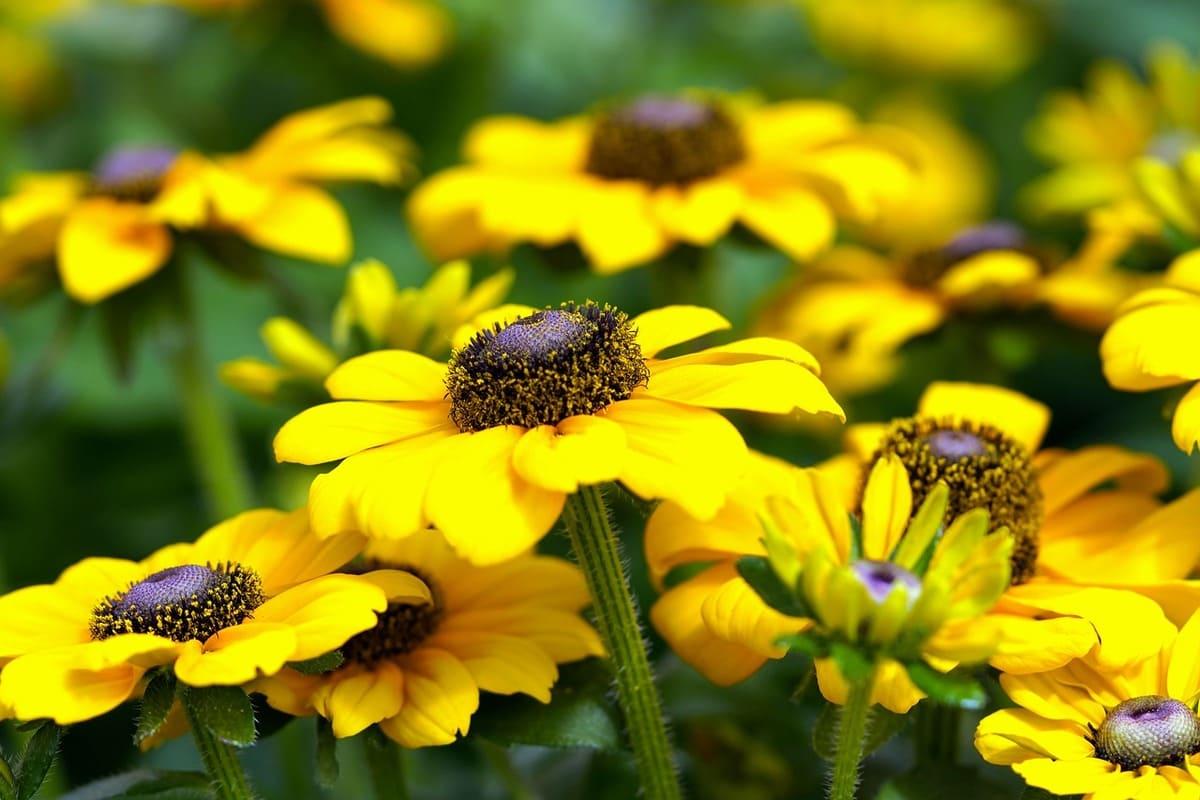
xmin=273 ymin=302 xmax=844 ymax=565
xmin=1137 ymin=148 xmax=1200 ymax=241
xmin=755 ymin=224 xmax=1043 ymax=395
xmin=0 ymin=509 xmax=430 ymax=725
xmin=797 ymin=0 xmax=1038 ymax=84
xmin=253 ymin=529 xmax=603 ymax=746
xmin=1102 ymin=250 xmax=1200 ymax=454
xmin=648 ymin=382 xmax=1190 ymax=709
xmin=1025 ymin=44 xmax=1200 ymax=222
xmin=977 ymin=609 xmax=1200 ymax=799
xmin=408 ymin=94 xmax=913 ymax=273
xmin=0 ymin=97 xmax=412 ymax=303
xmin=221 ymin=259 xmax=513 ymax=403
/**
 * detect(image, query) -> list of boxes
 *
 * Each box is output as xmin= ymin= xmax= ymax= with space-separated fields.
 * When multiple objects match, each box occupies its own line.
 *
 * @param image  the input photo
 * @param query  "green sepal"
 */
xmin=905 ymin=662 xmax=987 ymax=710
xmin=181 ymin=686 xmax=257 ymax=748
xmin=134 ymin=670 xmax=178 ymax=747
xmin=775 ymin=631 xmax=829 ymax=659
xmin=289 ymin=651 xmax=345 ymax=675
xmin=15 ymin=721 xmax=60 ymax=800
xmin=735 ymin=556 xmax=808 ymax=618
xmin=829 ymin=642 xmax=874 ymax=684
xmin=315 ymin=718 xmax=339 ymax=789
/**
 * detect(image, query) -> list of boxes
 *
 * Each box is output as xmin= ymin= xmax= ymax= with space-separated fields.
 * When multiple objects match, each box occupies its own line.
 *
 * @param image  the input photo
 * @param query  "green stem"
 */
xmin=562 ymin=485 xmax=681 ymax=800
xmin=183 ymin=701 xmax=256 ymax=800
xmin=828 ymin=665 xmax=878 ymax=800
xmin=166 ymin=275 xmax=254 ymax=520
xmin=363 ymin=729 xmax=410 ymax=800
xmin=914 ymin=703 xmax=960 ymax=765
xmin=479 ymin=741 xmax=534 ymax=800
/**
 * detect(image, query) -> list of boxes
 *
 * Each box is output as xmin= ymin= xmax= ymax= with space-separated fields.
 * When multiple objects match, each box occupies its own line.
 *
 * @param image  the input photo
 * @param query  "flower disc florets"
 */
xmin=341 ymin=566 xmax=442 ymax=666
xmin=92 ymin=146 xmax=179 ymax=202
xmin=586 ymin=96 xmax=745 ymax=185
xmin=446 ymin=302 xmax=649 ymax=432
xmin=1093 ymin=696 xmax=1200 ymax=771
xmin=89 ymin=563 xmax=264 ymax=643
xmin=867 ymin=416 xmax=1043 ymax=584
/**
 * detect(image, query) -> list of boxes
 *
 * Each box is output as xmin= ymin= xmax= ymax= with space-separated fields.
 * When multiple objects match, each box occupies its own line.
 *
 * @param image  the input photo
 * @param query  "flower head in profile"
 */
xmin=221 ymin=259 xmax=513 ymax=403
xmin=648 ymin=382 xmax=1192 ymax=709
xmin=0 ymin=97 xmax=412 ymax=303
xmin=274 ymin=302 xmax=843 ymax=564
xmin=977 ymin=610 xmax=1200 ymax=799
xmin=408 ymin=93 xmax=912 ymax=273
xmin=0 ymin=509 xmax=428 ymax=725
xmin=253 ymin=529 xmax=603 ymax=746
xmin=1102 ymin=249 xmax=1200 ymax=454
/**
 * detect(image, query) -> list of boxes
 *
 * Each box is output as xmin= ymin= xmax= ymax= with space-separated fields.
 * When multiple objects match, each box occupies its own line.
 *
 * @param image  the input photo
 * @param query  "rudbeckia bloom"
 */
xmin=1024 ymin=44 xmax=1200 ymax=222
xmin=0 ymin=97 xmax=411 ymax=303
xmin=977 ymin=609 xmax=1200 ymax=799
xmin=221 ymin=259 xmax=513 ymax=403
xmin=407 ymin=94 xmax=913 ymax=273
xmin=0 ymin=509 xmax=430 ymax=724
xmin=755 ymin=222 xmax=1044 ymax=395
xmin=797 ymin=0 xmax=1038 ymax=84
xmin=648 ymin=382 xmax=1187 ymax=709
xmin=1136 ymin=147 xmax=1200 ymax=241
xmin=253 ymin=529 xmax=603 ymax=746
xmin=1102 ymin=250 xmax=1200 ymax=454
xmin=274 ymin=302 xmax=844 ymax=564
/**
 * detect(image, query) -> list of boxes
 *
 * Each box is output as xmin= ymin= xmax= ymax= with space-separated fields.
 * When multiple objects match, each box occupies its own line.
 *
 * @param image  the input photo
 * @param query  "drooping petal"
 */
xmin=575 ymin=183 xmax=670 ymax=273
xmin=511 ymin=416 xmax=627 ymax=493
xmin=274 ymin=401 xmax=454 ymax=465
xmin=174 ymin=623 xmax=298 ymax=687
xmin=651 ymin=179 xmax=743 ymax=244
xmin=430 ymin=630 xmax=559 ymax=702
xmin=975 ymin=709 xmax=1096 ymax=764
xmin=312 ymin=663 xmax=406 ymax=738
xmin=643 ymin=358 xmax=843 ymax=419
xmin=987 ymin=615 xmax=1100 ymax=675
xmin=253 ymin=574 xmax=389 ymax=661
xmin=58 ymin=199 xmax=172 ymax=304
xmin=1038 ymin=445 xmax=1168 ymax=517
xmin=698 ymin=565 xmax=807 ymax=658
xmin=814 ymin=658 xmax=922 ymax=714
xmin=1173 ymin=382 xmax=1200 ymax=454
xmin=379 ymin=648 xmax=479 ymax=748
xmin=738 ymin=187 xmax=836 ymax=262
xmin=233 ymin=184 xmax=351 ymax=265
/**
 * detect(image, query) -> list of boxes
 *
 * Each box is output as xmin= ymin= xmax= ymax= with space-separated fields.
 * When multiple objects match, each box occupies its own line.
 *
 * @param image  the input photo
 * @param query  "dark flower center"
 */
xmin=904 ymin=221 xmax=1030 ymax=287
xmin=341 ymin=566 xmax=442 ymax=666
xmin=865 ymin=416 xmax=1043 ymax=584
xmin=850 ymin=560 xmax=922 ymax=606
xmin=90 ymin=563 xmax=264 ymax=643
xmin=1093 ymin=696 xmax=1200 ymax=771
xmin=92 ymin=146 xmax=178 ymax=202
xmin=586 ymin=96 xmax=745 ymax=185
xmin=446 ymin=302 xmax=649 ymax=432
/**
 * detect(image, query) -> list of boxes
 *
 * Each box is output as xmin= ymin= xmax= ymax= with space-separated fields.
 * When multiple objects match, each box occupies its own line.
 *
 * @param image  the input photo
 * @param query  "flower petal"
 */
xmin=313 ymin=663 xmax=406 ymax=738
xmin=918 ymin=382 xmax=1050 ymax=453
xmin=325 ymin=351 xmax=449 ymax=402
xmin=739 ymin=188 xmax=835 ymax=262
xmin=379 ymin=648 xmax=479 ymax=748
xmin=1174 ymin=382 xmax=1200 ymax=454
xmin=233 ymin=184 xmax=350 ymax=264
xmin=174 ymin=623 xmax=298 ymax=687
xmin=644 ymin=358 xmax=843 ymax=419
xmin=859 ymin=454 xmax=912 ymax=561
xmin=254 ymin=574 xmax=389 ymax=661
xmin=632 ymin=305 xmax=731 ymax=357
xmin=511 ymin=416 xmax=627 ymax=493
xmin=58 ymin=199 xmax=172 ymax=303
xmin=431 ymin=630 xmax=558 ymax=702
xmin=274 ymin=400 xmax=454 ymax=465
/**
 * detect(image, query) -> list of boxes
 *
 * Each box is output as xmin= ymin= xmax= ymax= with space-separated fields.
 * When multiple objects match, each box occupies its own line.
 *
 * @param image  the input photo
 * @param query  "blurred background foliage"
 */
xmin=3 ymin=0 xmax=1200 ymax=797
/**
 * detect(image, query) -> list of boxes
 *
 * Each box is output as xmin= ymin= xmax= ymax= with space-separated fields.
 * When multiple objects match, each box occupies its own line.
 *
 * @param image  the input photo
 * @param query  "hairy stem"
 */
xmin=183 ymin=699 xmax=256 ymax=800
xmin=828 ymin=665 xmax=879 ymax=800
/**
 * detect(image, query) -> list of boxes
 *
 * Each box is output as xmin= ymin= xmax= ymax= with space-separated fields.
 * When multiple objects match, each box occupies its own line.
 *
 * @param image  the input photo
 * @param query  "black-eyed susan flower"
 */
xmin=221 ymin=259 xmax=513 ymax=403
xmin=1137 ymin=148 xmax=1200 ymax=243
xmin=0 ymin=509 xmax=429 ymax=725
xmin=273 ymin=302 xmax=843 ymax=564
xmin=1102 ymin=250 xmax=1200 ymax=454
xmin=648 ymin=382 xmax=1192 ymax=709
xmin=1025 ymin=44 xmax=1200 ymax=223
xmin=0 ymin=97 xmax=411 ymax=303
xmin=407 ymin=94 xmax=913 ymax=273
xmin=252 ymin=529 xmax=603 ymax=746
xmin=977 ymin=609 xmax=1200 ymax=799
xmin=797 ymin=0 xmax=1038 ymax=84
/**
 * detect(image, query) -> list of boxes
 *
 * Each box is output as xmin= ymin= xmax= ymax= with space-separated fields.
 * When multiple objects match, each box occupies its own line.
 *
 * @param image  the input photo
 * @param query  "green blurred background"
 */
xmin=3 ymin=0 xmax=1200 ymax=796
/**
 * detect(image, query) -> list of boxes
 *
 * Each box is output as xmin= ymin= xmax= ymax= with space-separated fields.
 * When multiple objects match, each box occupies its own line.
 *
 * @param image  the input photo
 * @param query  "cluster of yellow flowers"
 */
xmin=4 ymin=2 xmax=1200 ymax=800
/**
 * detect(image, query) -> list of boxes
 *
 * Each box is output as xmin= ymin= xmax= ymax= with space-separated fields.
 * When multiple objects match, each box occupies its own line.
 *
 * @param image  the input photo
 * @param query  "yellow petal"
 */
xmin=698 ymin=566 xmax=807 ymax=658
xmin=1013 ymin=757 xmax=1129 ymax=796
xmin=58 ymin=199 xmax=172 ymax=303
xmin=511 ymin=416 xmax=627 ymax=493
xmin=1101 ymin=297 xmax=1200 ymax=390
xmin=1169 ymin=609 xmax=1200 ymax=703
xmin=936 ymin=251 xmax=1040 ymax=302
xmin=643 ymin=358 xmax=844 ymax=419
xmin=651 ymin=179 xmax=743 ymax=244
xmin=462 ymin=116 xmax=589 ymax=171
xmin=739 ymin=188 xmax=836 ymax=262
xmin=319 ymin=0 xmax=449 ymax=67
xmin=632 ymin=305 xmax=730 ymax=357
xmin=174 ymin=623 xmax=298 ymax=687
xmin=0 ymin=584 xmax=91 ymax=659
xmin=431 ymin=630 xmax=558 ymax=702
xmin=336 ymin=259 xmax=399 ymax=344
xmin=261 ymin=317 xmax=338 ymax=380
xmin=325 ymin=351 xmax=449 ymax=402
xmin=814 ymin=658 xmax=922 ymax=713
xmin=917 ymin=382 xmax=1050 ymax=453
xmin=254 ymin=574 xmax=389 ymax=661
xmin=576 ymin=183 xmax=670 ymax=273
xmin=643 ymin=491 xmax=765 ymax=588
xmin=859 ymin=454 xmax=912 ymax=561
xmin=219 ymin=359 xmax=291 ymax=402
xmin=313 ymin=663 xmax=405 ymax=738
xmin=273 ymin=400 xmax=453 ymax=465
xmin=1038 ymin=445 xmax=1168 ymax=517
xmin=975 ymin=709 xmax=1095 ymax=764
xmin=378 ymin=648 xmax=479 ymax=748
xmin=438 ymin=607 xmax=603 ymax=664
xmin=1174 ymin=383 xmax=1200 ymax=454
xmin=233 ymin=184 xmax=351 ymax=264
xmin=988 ymin=614 xmax=1100 ymax=675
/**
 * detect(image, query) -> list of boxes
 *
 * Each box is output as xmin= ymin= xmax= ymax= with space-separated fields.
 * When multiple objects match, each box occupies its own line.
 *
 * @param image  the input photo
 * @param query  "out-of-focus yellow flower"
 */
xmin=756 ymin=222 xmax=1043 ymax=395
xmin=798 ymin=0 xmax=1038 ymax=84
xmin=0 ymin=97 xmax=412 ymax=303
xmin=221 ymin=260 xmax=514 ymax=403
xmin=1102 ymin=249 xmax=1200 ymax=454
xmin=977 ymin=610 xmax=1200 ymax=799
xmin=649 ymin=382 xmax=1189 ymax=709
xmin=409 ymin=94 xmax=914 ymax=273
xmin=1025 ymin=44 xmax=1200 ymax=223
xmin=1136 ymin=148 xmax=1200 ymax=242
xmin=253 ymin=529 xmax=603 ymax=746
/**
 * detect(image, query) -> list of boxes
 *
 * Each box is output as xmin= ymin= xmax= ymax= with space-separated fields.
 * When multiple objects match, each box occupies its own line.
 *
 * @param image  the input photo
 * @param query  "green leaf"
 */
xmin=864 ymin=709 xmax=907 ymax=757
xmin=473 ymin=659 xmax=622 ymax=751
xmin=181 ymin=686 xmax=257 ymax=748
xmin=16 ymin=722 xmax=60 ymax=800
xmin=829 ymin=643 xmax=874 ymax=684
xmin=735 ymin=556 xmax=807 ymax=617
xmin=0 ymin=754 xmax=15 ymax=800
xmin=905 ymin=663 xmax=987 ymax=710
xmin=775 ymin=632 xmax=829 ymax=659
xmin=288 ymin=651 xmax=344 ymax=675
xmin=134 ymin=671 xmax=177 ymax=747
xmin=315 ymin=718 xmax=338 ymax=789
xmin=811 ymin=703 xmax=838 ymax=761
xmin=60 ymin=769 xmax=211 ymax=800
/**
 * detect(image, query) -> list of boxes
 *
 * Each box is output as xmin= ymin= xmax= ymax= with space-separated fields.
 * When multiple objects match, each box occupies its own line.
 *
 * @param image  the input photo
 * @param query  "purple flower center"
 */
xmin=941 ymin=221 xmax=1027 ymax=263
xmin=93 ymin=146 xmax=178 ymax=196
xmin=614 ymin=97 xmax=711 ymax=130
xmin=925 ymin=429 xmax=987 ymax=460
xmin=850 ymin=560 xmax=922 ymax=606
xmin=492 ymin=309 xmax=593 ymax=360
xmin=1094 ymin=696 xmax=1200 ymax=770
xmin=113 ymin=565 xmax=217 ymax=613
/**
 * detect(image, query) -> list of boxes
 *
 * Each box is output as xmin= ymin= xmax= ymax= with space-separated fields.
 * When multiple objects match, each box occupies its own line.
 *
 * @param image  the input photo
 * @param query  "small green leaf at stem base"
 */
xmin=288 ymin=651 xmax=344 ymax=675
xmin=905 ymin=662 xmax=987 ymax=710
xmin=15 ymin=722 xmax=60 ymax=800
xmin=316 ymin=718 xmax=339 ymax=789
xmin=135 ymin=671 xmax=179 ymax=747
xmin=735 ymin=556 xmax=808 ymax=617
xmin=181 ymin=686 xmax=257 ymax=748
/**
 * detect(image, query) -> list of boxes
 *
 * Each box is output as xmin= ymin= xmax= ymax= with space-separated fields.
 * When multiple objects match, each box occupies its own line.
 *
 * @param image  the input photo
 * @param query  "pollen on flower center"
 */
xmin=445 ymin=302 xmax=649 ymax=432
xmin=89 ymin=563 xmax=264 ymax=643
xmin=91 ymin=146 xmax=179 ymax=202
xmin=904 ymin=221 xmax=1029 ymax=287
xmin=1092 ymin=696 xmax=1200 ymax=771
xmin=585 ymin=96 xmax=745 ymax=185
xmin=341 ymin=566 xmax=442 ymax=666
xmin=850 ymin=560 xmax=922 ymax=606
xmin=866 ymin=416 xmax=1044 ymax=585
